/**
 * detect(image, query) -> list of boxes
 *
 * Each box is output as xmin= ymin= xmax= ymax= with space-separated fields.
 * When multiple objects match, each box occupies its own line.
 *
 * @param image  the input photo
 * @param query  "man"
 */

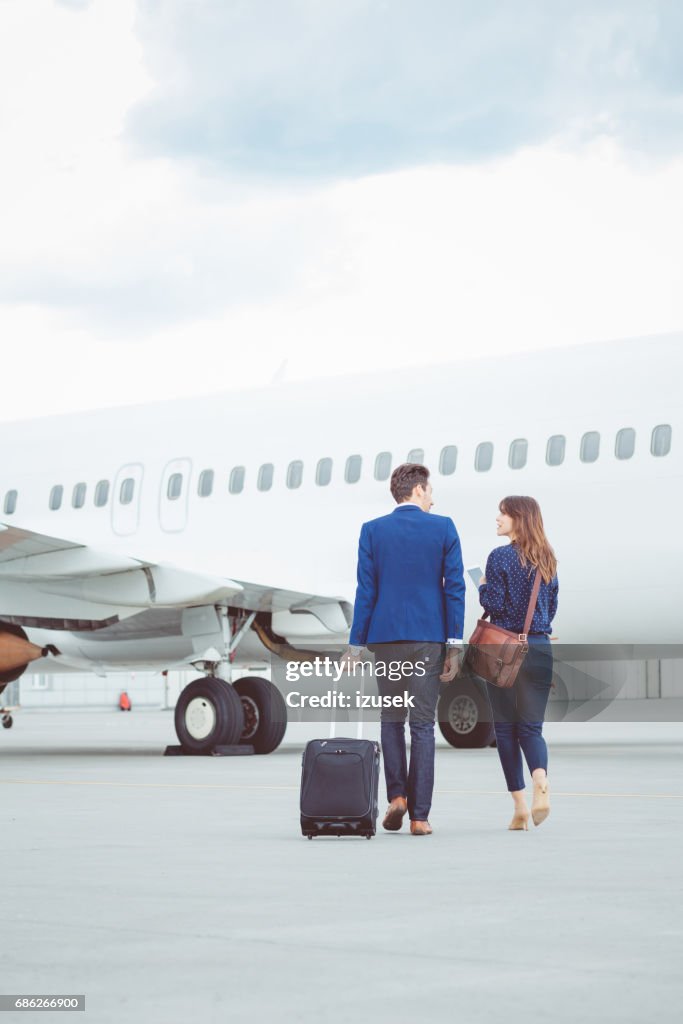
xmin=346 ymin=463 xmax=465 ymax=836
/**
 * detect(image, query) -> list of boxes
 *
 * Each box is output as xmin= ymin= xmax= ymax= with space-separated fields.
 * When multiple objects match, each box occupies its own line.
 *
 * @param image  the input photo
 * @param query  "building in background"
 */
xmin=17 ymin=664 xmax=271 ymax=710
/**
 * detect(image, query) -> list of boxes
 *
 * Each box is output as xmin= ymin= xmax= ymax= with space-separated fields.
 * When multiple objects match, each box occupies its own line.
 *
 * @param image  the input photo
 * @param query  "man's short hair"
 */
xmin=390 ymin=463 xmax=430 ymax=503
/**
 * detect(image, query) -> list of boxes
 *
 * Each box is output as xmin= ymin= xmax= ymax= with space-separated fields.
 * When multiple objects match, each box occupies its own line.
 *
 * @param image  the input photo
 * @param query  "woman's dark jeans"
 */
xmin=485 ymin=636 xmax=553 ymax=792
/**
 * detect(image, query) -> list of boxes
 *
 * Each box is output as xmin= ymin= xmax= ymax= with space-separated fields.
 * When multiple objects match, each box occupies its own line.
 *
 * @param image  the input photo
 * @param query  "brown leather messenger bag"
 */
xmin=465 ymin=569 xmax=543 ymax=689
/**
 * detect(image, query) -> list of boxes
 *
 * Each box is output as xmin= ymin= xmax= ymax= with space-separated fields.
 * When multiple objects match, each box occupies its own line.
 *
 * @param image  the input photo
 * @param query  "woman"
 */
xmin=479 ymin=496 xmax=558 ymax=830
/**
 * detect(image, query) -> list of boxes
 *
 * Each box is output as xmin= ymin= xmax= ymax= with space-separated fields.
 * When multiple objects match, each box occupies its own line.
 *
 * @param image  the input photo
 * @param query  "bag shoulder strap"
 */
xmin=521 ymin=569 xmax=543 ymax=636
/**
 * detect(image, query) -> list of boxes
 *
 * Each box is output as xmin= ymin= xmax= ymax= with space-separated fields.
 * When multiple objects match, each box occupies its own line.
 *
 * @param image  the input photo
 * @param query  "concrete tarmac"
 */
xmin=1 ymin=712 xmax=682 ymax=1024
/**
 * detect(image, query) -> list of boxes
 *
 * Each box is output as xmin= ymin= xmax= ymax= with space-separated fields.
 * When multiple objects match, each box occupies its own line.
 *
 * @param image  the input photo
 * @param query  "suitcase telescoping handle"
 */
xmin=329 ymin=654 xmax=365 ymax=740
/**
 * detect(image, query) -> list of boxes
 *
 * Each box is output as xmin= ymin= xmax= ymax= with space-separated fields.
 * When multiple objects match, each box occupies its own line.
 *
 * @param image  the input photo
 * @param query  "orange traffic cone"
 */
xmin=119 ymin=691 xmax=131 ymax=711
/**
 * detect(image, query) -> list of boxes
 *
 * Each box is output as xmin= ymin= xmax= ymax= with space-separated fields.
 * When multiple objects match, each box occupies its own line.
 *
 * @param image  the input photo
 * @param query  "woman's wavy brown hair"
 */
xmin=499 ymin=496 xmax=557 ymax=583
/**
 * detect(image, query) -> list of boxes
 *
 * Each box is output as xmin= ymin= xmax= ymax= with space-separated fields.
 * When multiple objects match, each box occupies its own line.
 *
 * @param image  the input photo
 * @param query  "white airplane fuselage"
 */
xmin=1 ymin=334 xmax=682 ymax=673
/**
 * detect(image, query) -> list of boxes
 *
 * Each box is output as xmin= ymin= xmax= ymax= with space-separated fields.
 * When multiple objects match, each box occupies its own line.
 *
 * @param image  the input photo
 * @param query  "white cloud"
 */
xmin=129 ymin=0 xmax=683 ymax=174
xmin=1 ymin=3 xmax=682 ymax=424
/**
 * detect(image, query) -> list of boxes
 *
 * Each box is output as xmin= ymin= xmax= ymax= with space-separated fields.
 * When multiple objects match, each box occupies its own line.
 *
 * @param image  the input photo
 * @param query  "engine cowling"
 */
xmin=0 ymin=622 xmax=45 ymax=690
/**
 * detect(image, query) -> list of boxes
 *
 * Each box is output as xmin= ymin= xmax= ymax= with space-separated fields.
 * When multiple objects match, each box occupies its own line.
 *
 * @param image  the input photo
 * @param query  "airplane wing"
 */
xmin=0 ymin=522 xmax=243 ymax=629
xmin=0 ymin=522 xmax=351 ymax=638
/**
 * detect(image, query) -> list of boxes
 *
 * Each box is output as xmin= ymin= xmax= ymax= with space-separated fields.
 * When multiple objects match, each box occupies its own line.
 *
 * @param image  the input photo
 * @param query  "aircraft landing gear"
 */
xmin=170 ymin=608 xmax=288 ymax=756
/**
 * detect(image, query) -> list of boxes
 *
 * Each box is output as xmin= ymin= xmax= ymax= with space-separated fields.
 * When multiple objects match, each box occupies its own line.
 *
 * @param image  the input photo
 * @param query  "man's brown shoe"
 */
xmin=382 ymin=797 xmax=408 ymax=831
xmin=410 ymin=820 xmax=433 ymax=836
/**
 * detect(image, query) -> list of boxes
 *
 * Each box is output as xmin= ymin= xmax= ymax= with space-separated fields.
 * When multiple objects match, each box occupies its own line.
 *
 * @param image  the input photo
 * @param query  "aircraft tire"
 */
xmin=174 ymin=676 xmax=244 ymax=752
xmin=545 ymin=672 xmax=570 ymax=721
xmin=234 ymin=676 xmax=287 ymax=754
xmin=438 ymin=677 xmax=495 ymax=749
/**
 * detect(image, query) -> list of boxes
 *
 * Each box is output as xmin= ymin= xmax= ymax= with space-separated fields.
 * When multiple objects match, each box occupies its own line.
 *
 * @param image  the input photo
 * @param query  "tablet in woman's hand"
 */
xmin=466 ymin=565 xmax=483 ymax=586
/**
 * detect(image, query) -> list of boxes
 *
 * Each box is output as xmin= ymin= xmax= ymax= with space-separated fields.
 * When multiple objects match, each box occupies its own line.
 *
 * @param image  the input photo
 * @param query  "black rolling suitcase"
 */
xmin=300 ymin=736 xmax=380 ymax=839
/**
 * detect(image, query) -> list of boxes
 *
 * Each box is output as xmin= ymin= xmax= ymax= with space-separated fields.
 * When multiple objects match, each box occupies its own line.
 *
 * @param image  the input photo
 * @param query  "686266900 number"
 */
xmin=0 ymin=995 xmax=85 ymax=1012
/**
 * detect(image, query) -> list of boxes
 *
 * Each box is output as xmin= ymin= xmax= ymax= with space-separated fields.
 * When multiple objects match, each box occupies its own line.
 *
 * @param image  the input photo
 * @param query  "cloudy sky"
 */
xmin=2 ymin=0 xmax=682 ymax=421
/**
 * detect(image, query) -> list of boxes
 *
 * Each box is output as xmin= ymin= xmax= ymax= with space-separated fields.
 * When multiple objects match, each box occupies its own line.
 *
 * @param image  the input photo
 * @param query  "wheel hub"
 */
xmin=184 ymin=696 xmax=217 ymax=741
xmin=240 ymin=695 xmax=260 ymax=740
xmin=448 ymin=694 xmax=478 ymax=735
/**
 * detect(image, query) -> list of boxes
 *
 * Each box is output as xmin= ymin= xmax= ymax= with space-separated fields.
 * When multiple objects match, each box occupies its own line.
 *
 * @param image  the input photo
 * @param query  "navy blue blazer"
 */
xmin=349 ymin=504 xmax=466 ymax=646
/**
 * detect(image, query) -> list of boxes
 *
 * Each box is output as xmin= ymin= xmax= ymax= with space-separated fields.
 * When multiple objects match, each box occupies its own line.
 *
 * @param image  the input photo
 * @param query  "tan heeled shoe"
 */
xmin=531 ymin=778 xmax=550 ymax=826
xmin=508 ymin=810 xmax=530 ymax=831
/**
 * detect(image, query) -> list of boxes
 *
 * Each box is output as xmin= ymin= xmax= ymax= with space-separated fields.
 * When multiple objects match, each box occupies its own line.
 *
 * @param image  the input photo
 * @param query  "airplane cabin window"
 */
xmin=345 ymin=455 xmax=362 ymax=483
xmin=94 ymin=480 xmax=110 ymax=507
xmin=580 ymin=431 xmax=600 ymax=463
xmin=258 ymin=463 xmax=274 ymax=491
xmin=546 ymin=435 xmax=566 ymax=466
xmin=119 ymin=478 xmax=135 ymax=505
xmin=72 ymin=482 xmax=87 ymax=509
xmin=49 ymin=484 xmax=64 ymax=510
xmin=474 ymin=442 xmax=493 ymax=472
xmin=316 ymin=458 xmax=332 ymax=486
xmin=198 ymin=469 xmax=214 ymax=497
xmin=4 ymin=489 xmax=17 ymax=515
xmin=615 ymin=428 xmax=636 ymax=460
xmin=508 ymin=439 xmax=528 ymax=470
xmin=287 ymin=461 xmax=303 ymax=489
xmin=229 ymin=466 xmax=245 ymax=494
xmin=651 ymin=424 xmax=672 ymax=457
xmin=407 ymin=448 xmax=424 ymax=464
xmin=374 ymin=452 xmax=392 ymax=481
xmin=439 ymin=446 xmax=457 ymax=475
xmin=167 ymin=473 xmax=183 ymax=500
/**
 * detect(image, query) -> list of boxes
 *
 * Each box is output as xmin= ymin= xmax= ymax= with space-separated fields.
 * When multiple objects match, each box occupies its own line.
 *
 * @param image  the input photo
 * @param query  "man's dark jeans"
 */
xmin=370 ymin=642 xmax=444 ymax=821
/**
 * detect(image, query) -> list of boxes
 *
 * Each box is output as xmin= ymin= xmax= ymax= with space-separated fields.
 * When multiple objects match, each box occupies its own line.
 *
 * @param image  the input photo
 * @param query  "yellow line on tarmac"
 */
xmin=440 ymin=789 xmax=683 ymax=799
xmin=0 ymin=779 xmax=682 ymax=799
xmin=0 ymin=779 xmax=297 ymax=791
